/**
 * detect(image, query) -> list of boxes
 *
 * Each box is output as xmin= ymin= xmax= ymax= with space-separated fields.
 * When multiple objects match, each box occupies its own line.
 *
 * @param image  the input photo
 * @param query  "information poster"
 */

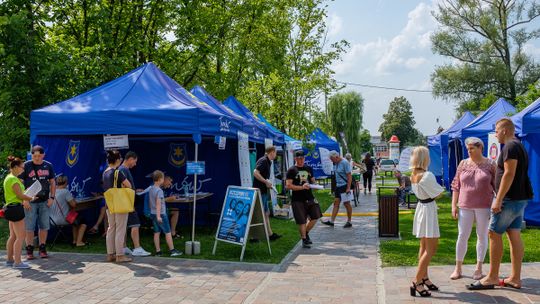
xmin=216 ymin=187 xmax=256 ymax=244
xmin=398 ymin=147 xmax=413 ymax=172
xmin=103 ymin=135 xmax=129 ymax=150
xmin=213 ymin=186 xmax=272 ymax=261
xmin=238 ymin=131 xmax=251 ymax=187
xmin=488 ymin=133 xmax=500 ymax=160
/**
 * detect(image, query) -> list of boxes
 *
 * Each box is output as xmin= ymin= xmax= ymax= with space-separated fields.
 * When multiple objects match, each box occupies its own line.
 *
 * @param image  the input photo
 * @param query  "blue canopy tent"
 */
xmin=427 ymin=135 xmax=443 ymax=183
xmin=512 ymin=97 xmax=540 ymax=226
xmin=30 ymin=63 xmax=244 ymax=237
xmin=305 ymin=128 xmax=340 ymax=178
xmin=461 ymin=98 xmax=516 ymax=158
xmin=223 ymin=96 xmax=285 ymax=145
xmin=190 ymin=85 xmax=267 ymax=144
xmin=438 ymin=111 xmax=476 ymax=189
xmin=256 ymin=114 xmax=300 ymax=144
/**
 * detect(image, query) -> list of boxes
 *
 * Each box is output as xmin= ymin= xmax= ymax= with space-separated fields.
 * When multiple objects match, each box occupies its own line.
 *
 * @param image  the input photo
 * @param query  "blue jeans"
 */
xmin=261 ymin=193 xmax=269 ymax=212
xmin=489 ymin=199 xmax=528 ymax=234
xmin=24 ymin=201 xmax=50 ymax=231
xmin=397 ymin=186 xmax=411 ymax=203
xmin=150 ymin=213 xmax=171 ymax=234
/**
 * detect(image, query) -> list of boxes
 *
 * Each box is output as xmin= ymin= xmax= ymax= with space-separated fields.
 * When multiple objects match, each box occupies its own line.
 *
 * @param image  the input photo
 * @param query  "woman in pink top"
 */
xmin=450 ymin=137 xmax=496 ymax=280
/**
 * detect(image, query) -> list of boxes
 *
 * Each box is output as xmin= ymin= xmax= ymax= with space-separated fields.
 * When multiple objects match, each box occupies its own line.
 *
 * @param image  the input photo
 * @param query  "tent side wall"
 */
xmin=523 ymin=133 xmax=540 ymax=226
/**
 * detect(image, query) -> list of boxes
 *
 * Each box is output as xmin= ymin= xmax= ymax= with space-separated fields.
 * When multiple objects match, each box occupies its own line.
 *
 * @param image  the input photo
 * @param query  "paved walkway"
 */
xmin=1 ymin=179 xmax=539 ymax=303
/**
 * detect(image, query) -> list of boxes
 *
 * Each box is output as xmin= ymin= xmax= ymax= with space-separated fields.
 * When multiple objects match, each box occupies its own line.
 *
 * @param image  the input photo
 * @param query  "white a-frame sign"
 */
xmin=212 ymin=186 xmax=272 ymax=261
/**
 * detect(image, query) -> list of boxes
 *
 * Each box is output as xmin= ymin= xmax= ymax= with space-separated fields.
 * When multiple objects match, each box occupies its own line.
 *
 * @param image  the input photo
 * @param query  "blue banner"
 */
xmin=216 ymin=187 xmax=257 ymax=244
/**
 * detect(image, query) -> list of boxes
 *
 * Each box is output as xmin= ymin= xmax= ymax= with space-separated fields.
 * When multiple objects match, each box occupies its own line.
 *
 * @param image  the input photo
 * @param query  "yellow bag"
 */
xmin=104 ymin=170 xmax=135 ymax=214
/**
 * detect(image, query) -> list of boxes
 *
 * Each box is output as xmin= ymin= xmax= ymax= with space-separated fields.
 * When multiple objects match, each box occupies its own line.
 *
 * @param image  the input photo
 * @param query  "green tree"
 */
xmin=358 ymin=129 xmax=373 ymax=156
xmin=431 ymin=0 xmax=540 ymax=109
xmin=378 ymin=96 xmax=421 ymax=147
xmin=327 ymin=91 xmax=364 ymax=159
xmin=516 ymin=81 xmax=540 ymax=111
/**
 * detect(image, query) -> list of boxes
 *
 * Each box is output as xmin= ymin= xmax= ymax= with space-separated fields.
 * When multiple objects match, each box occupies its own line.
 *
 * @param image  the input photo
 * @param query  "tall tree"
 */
xmin=327 ymin=91 xmax=364 ymax=159
xmin=378 ymin=96 xmax=421 ymax=147
xmin=431 ymin=0 xmax=540 ymax=110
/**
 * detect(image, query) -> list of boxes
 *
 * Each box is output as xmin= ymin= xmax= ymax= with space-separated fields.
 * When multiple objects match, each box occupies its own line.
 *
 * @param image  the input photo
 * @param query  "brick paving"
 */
xmin=1 ymin=177 xmax=539 ymax=303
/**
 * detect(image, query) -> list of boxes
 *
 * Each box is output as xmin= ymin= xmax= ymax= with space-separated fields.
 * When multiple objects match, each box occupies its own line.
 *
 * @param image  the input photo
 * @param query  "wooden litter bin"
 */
xmin=378 ymin=195 xmax=399 ymax=237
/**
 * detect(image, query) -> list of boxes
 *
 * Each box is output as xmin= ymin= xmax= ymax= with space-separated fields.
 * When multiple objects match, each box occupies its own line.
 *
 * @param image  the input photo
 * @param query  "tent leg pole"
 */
xmin=192 ymin=143 xmax=198 ymax=244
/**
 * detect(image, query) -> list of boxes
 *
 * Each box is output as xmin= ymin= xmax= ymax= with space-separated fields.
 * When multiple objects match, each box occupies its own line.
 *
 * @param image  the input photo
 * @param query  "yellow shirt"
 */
xmin=3 ymin=173 xmax=25 ymax=205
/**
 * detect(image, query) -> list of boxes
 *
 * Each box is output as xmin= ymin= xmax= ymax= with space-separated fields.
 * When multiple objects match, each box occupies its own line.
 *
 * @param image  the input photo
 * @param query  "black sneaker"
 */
xmin=305 ymin=233 xmax=313 ymax=244
xmin=269 ymin=233 xmax=282 ymax=241
xmin=39 ymin=244 xmax=49 ymax=258
xmin=321 ymin=220 xmax=334 ymax=226
xmin=344 ymin=222 xmax=353 ymax=228
xmin=155 ymin=251 xmax=162 ymax=257
xmin=26 ymin=245 xmax=35 ymax=260
xmin=302 ymin=239 xmax=311 ymax=248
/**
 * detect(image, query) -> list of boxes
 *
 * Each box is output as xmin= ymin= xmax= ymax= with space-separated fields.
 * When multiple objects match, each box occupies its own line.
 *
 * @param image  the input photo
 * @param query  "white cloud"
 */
xmin=326 ymin=13 xmax=343 ymax=38
xmin=333 ymin=2 xmax=438 ymax=77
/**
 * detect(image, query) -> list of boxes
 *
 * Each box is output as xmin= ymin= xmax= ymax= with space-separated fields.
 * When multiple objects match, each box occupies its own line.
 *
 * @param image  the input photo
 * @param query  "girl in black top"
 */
xmin=362 ymin=153 xmax=376 ymax=193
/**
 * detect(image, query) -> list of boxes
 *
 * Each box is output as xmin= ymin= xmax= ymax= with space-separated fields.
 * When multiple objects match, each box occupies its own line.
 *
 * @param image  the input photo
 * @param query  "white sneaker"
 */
xmin=131 ymin=247 xmax=151 ymax=257
xmin=124 ymin=247 xmax=133 ymax=255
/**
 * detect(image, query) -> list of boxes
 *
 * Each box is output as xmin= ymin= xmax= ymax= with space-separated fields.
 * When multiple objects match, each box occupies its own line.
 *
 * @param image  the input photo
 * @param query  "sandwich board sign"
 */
xmin=212 ymin=186 xmax=271 ymax=261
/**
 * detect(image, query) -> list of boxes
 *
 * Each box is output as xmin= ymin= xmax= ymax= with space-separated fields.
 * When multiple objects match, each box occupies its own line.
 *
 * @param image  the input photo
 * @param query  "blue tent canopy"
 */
xmin=512 ymin=97 xmax=540 ymax=137
xmin=461 ymin=98 xmax=516 ymax=157
xmin=256 ymin=114 xmax=299 ymax=143
xmin=190 ymin=85 xmax=266 ymax=143
xmin=511 ymin=97 xmax=540 ymax=226
xmin=304 ymin=128 xmax=340 ymax=178
xmin=223 ymin=96 xmax=285 ymax=145
xmin=31 ymin=63 xmax=241 ymax=142
xmin=438 ymin=112 xmax=476 ymax=189
xmin=427 ymin=135 xmax=442 ymax=179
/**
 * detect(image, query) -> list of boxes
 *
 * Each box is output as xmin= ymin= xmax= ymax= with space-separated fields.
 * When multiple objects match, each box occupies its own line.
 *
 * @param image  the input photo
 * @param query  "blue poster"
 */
xmin=186 ymin=161 xmax=205 ymax=175
xmin=216 ymin=187 xmax=257 ymax=244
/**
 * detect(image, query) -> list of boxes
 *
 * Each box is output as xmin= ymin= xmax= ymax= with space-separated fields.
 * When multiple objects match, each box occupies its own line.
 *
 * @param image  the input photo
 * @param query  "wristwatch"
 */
xmin=49 ymin=196 xmax=55 ymax=199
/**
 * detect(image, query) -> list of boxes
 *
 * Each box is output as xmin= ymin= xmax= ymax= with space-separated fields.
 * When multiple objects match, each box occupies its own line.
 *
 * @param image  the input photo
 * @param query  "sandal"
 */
xmin=499 ymin=278 xmax=521 ymax=289
xmin=466 ymin=280 xmax=495 ymax=290
xmin=422 ymin=277 xmax=439 ymax=291
xmin=410 ymin=281 xmax=431 ymax=297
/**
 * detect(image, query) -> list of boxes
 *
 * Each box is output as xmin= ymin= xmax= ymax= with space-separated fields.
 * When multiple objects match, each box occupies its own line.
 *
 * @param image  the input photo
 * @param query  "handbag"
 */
xmin=358 ymin=162 xmax=367 ymax=174
xmin=54 ymin=197 xmax=79 ymax=224
xmin=104 ymin=169 xmax=135 ymax=214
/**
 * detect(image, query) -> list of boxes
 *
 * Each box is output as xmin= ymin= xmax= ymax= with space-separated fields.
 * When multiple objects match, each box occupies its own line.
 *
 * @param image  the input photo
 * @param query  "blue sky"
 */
xmin=325 ymin=0 xmax=540 ymax=136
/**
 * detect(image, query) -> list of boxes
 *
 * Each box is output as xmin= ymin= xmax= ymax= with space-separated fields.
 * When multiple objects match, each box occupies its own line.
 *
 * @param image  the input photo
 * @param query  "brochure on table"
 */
xmin=213 ymin=186 xmax=271 ymax=261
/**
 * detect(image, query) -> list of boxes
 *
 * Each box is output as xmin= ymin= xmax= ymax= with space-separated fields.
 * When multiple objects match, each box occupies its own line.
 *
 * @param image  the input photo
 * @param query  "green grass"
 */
xmin=379 ymin=191 xmax=540 ymax=267
xmin=0 ymin=190 xmax=335 ymax=264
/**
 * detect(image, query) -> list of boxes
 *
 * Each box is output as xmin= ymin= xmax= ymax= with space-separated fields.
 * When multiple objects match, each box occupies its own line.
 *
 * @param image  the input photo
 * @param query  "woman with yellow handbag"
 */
xmin=102 ymin=150 xmax=133 ymax=263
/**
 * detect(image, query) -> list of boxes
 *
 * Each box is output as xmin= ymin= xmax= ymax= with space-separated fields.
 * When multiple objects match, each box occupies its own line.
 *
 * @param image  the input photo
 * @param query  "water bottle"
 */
xmin=183 ymin=184 xmax=189 ymax=197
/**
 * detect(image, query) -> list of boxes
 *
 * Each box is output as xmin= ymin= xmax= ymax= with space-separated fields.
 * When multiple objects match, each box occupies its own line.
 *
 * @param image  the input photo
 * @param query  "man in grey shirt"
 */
xmin=322 ymin=151 xmax=353 ymax=228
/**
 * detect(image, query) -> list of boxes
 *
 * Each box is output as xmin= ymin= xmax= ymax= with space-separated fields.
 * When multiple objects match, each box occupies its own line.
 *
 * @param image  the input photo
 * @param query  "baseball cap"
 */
xmin=294 ymin=150 xmax=305 ymax=157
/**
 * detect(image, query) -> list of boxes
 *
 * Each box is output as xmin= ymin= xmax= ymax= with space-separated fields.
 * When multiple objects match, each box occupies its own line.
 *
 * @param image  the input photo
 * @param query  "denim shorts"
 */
xmin=489 ymin=199 xmax=528 ymax=234
xmin=24 ymin=201 xmax=50 ymax=231
xmin=150 ymin=213 xmax=171 ymax=234
xmin=261 ymin=193 xmax=269 ymax=212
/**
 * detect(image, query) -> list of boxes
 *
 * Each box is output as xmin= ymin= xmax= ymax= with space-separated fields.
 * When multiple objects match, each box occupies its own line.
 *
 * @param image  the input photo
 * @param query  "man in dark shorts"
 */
xmin=253 ymin=146 xmax=281 ymax=241
xmin=469 ymin=118 xmax=533 ymax=290
xmin=118 ymin=151 xmax=151 ymax=257
xmin=322 ymin=150 xmax=353 ymax=228
xmin=20 ymin=145 xmax=56 ymax=259
xmin=286 ymin=150 xmax=322 ymax=248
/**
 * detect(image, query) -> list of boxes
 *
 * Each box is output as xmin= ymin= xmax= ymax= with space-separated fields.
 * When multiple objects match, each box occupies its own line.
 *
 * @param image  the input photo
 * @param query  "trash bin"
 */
xmin=378 ymin=195 xmax=399 ymax=237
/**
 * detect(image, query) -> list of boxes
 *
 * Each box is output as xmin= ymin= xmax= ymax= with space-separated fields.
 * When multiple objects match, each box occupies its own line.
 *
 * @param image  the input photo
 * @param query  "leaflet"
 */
xmin=24 ymin=180 xmax=42 ymax=197
xmin=340 ymin=191 xmax=354 ymax=202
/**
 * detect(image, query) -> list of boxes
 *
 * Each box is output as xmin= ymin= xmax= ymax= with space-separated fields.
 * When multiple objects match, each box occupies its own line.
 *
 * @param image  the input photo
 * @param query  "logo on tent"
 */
xmin=169 ymin=143 xmax=187 ymax=168
xmin=253 ymin=127 xmax=260 ymax=138
xmin=312 ymin=150 xmax=320 ymax=159
xmin=65 ymin=140 xmax=80 ymax=168
xmin=219 ymin=116 xmax=231 ymax=132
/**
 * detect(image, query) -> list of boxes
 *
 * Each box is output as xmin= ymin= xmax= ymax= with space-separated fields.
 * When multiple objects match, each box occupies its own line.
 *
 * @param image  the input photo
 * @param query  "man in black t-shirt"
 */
xmin=253 ymin=146 xmax=281 ymax=241
xmin=471 ymin=118 xmax=533 ymax=290
xmin=286 ymin=150 xmax=322 ymax=248
xmin=118 ymin=151 xmax=151 ymax=257
xmin=20 ymin=145 xmax=56 ymax=259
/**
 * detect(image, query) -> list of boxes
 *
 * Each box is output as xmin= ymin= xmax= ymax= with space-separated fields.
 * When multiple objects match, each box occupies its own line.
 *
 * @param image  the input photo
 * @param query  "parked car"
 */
xmin=379 ymin=159 xmax=396 ymax=174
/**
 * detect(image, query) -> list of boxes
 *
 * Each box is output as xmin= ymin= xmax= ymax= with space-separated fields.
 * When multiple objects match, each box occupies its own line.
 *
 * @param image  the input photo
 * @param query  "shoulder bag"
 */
xmin=104 ymin=169 xmax=135 ymax=214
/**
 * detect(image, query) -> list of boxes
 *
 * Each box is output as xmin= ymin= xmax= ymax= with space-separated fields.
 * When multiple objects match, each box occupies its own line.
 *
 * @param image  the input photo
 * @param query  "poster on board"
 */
xmin=213 ymin=186 xmax=271 ymax=261
xmin=488 ymin=132 xmax=500 ymax=161
xmin=238 ymin=131 xmax=251 ymax=187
